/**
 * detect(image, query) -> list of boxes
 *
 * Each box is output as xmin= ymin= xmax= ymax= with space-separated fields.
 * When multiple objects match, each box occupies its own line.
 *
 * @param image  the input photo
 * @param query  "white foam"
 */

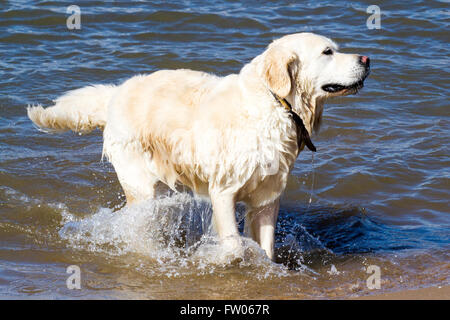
xmin=327 ymin=264 xmax=341 ymax=275
xmin=58 ymin=192 xmax=291 ymax=278
xmin=1 ymin=186 xmax=37 ymax=205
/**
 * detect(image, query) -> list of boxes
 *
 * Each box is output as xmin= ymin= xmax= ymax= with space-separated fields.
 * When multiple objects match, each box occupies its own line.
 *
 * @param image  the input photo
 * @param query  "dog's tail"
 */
xmin=27 ymin=84 xmax=117 ymax=133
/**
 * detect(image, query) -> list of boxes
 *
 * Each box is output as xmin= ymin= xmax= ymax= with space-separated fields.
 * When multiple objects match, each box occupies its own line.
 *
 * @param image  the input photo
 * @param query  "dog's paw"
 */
xmin=220 ymin=236 xmax=245 ymax=264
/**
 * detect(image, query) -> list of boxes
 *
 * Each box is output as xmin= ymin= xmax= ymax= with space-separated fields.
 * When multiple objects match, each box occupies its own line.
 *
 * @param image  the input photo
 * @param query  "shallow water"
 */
xmin=0 ymin=0 xmax=449 ymax=299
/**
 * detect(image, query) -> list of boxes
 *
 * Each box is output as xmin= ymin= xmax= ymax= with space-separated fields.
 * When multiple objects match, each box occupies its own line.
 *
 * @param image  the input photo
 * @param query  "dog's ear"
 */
xmin=261 ymin=46 xmax=298 ymax=98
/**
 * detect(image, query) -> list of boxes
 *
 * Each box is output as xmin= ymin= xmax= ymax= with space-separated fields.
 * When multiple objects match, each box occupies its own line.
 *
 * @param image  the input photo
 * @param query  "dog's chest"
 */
xmin=236 ymin=112 xmax=298 ymax=207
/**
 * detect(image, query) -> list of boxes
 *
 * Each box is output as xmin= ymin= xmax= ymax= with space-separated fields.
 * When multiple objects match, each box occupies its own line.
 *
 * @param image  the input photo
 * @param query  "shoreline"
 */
xmin=355 ymin=285 xmax=450 ymax=300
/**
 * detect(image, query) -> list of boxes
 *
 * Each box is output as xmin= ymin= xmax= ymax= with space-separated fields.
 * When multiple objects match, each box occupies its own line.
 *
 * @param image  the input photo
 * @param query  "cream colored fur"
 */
xmin=28 ymin=84 xmax=116 ymax=133
xmin=27 ymin=33 xmax=369 ymax=260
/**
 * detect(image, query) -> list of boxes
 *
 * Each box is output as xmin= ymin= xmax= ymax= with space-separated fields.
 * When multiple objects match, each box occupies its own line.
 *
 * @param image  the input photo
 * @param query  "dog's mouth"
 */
xmin=322 ymin=71 xmax=370 ymax=95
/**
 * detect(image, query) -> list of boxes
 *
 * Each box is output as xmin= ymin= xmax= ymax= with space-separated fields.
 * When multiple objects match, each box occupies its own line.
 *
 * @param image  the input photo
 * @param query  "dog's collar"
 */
xmin=270 ymin=91 xmax=316 ymax=152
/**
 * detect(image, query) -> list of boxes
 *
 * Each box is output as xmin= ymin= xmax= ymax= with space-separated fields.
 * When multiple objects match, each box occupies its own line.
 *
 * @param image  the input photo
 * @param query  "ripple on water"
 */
xmin=0 ymin=0 xmax=449 ymax=299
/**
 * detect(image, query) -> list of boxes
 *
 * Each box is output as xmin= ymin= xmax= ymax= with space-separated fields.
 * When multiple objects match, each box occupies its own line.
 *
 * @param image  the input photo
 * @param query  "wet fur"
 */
xmin=27 ymin=33 xmax=368 ymax=260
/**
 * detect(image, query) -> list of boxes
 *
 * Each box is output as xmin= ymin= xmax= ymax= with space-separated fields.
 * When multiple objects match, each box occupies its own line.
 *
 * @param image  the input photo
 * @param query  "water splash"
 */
xmin=58 ymin=192 xmax=294 ymax=278
xmin=283 ymin=152 xmax=319 ymax=267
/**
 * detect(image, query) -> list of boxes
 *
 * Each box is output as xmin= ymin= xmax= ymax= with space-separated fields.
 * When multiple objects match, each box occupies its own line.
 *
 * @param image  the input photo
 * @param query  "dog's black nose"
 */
xmin=359 ymin=55 xmax=370 ymax=68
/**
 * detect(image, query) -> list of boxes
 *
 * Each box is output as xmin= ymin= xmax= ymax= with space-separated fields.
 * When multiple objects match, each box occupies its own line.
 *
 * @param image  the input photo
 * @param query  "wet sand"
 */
xmin=356 ymin=285 xmax=450 ymax=300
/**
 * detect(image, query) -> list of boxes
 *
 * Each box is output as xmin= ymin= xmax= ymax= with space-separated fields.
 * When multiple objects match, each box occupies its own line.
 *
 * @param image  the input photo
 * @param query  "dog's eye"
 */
xmin=322 ymin=48 xmax=333 ymax=55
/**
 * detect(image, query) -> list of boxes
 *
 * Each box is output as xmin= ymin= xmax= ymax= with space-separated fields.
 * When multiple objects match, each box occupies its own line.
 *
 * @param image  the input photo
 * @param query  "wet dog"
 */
xmin=28 ymin=33 xmax=370 ymax=260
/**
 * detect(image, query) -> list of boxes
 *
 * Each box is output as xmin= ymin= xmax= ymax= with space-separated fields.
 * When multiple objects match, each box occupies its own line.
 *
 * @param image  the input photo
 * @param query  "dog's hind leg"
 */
xmin=244 ymin=198 xmax=280 ymax=260
xmin=115 ymin=159 xmax=159 ymax=206
xmin=103 ymin=139 xmax=159 ymax=205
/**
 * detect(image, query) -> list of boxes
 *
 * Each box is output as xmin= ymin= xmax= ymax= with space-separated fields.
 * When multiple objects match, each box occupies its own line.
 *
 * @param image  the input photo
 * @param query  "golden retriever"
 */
xmin=28 ymin=33 xmax=370 ymax=260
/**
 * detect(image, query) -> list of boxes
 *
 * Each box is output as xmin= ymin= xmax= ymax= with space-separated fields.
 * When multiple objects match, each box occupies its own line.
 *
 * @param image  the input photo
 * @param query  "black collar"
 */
xmin=270 ymin=91 xmax=316 ymax=152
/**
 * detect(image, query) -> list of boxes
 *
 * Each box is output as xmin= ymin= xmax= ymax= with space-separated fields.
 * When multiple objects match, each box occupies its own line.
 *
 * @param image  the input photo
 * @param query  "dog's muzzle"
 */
xmin=322 ymin=55 xmax=370 ymax=93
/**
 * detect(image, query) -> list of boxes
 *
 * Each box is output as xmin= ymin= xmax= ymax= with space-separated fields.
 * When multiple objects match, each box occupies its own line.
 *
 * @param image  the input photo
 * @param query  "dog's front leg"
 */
xmin=244 ymin=198 xmax=280 ymax=260
xmin=210 ymin=191 xmax=242 ymax=256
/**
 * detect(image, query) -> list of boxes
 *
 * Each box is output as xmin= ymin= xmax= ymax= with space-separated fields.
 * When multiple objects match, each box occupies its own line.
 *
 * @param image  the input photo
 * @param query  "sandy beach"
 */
xmin=356 ymin=286 xmax=450 ymax=300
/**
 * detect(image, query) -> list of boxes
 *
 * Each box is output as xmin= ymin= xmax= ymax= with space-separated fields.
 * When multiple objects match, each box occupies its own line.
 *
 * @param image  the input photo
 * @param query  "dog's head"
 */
xmin=258 ymin=33 xmax=370 ymax=131
xmin=261 ymin=32 xmax=370 ymax=98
